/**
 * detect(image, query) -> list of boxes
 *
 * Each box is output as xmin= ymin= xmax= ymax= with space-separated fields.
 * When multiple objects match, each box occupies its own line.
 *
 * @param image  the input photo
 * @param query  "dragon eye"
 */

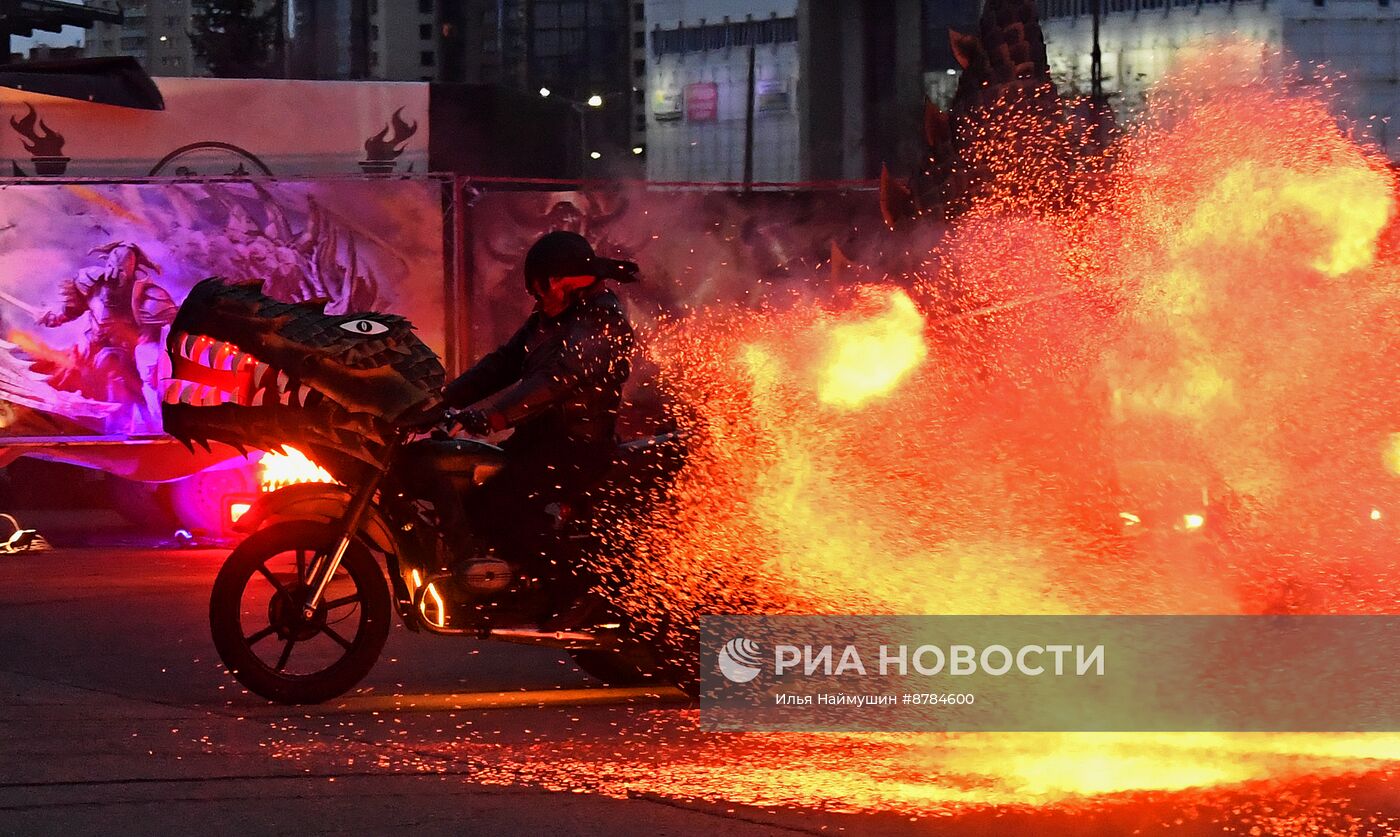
xmin=340 ymin=319 xmax=389 ymax=336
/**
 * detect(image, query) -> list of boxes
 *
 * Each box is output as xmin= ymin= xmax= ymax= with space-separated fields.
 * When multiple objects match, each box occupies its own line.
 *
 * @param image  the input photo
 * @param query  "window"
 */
xmin=558 ymin=2 xmax=584 ymax=27
xmin=634 ymin=3 xmax=644 ymax=22
xmin=421 ymin=50 xmax=436 ymax=66
xmin=420 ymin=23 xmax=433 ymax=39
xmin=370 ymin=24 xmax=379 ymax=39
xmin=419 ymin=0 xmax=433 ymax=12
xmin=634 ymin=88 xmax=644 ymax=105
xmin=633 ymin=58 xmax=645 ymax=77
xmin=633 ymin=31 xmax=645 ymax=49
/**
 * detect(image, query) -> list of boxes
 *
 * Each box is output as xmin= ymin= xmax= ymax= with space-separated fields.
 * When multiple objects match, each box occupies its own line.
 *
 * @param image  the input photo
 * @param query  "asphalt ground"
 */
xmin=0 ymin=547 xmax=1395 ymax=836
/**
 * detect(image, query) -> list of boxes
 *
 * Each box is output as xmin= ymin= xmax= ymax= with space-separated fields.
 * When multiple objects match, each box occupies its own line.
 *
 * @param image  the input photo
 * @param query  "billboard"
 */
xmin=0 ymin=78 xmax=429 ymax=178
xmin=685 ymin=83 xmax=719 ymax=122
xmin=0 ymin=177 xmax=450 ymax=449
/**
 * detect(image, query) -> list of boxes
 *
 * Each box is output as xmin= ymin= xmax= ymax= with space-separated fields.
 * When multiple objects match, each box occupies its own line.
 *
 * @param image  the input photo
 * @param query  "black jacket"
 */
xmin=443 ymin=286 xmax=634 ymax=456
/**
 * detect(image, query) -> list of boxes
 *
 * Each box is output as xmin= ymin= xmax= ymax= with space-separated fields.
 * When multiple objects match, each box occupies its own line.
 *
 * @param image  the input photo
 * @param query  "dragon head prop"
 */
xmin=161 ymin=278 xmax=444 ymax=477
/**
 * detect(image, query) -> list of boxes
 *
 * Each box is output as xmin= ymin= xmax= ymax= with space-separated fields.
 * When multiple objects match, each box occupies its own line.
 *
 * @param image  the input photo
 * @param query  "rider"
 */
xmin=442 ymin=230 xmax=639 ymax=558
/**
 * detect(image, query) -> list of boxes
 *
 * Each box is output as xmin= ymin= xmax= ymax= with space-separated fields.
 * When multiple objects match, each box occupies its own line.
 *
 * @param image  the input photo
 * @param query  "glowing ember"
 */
xmin=257 ymin=446 xmax=334 ymax=492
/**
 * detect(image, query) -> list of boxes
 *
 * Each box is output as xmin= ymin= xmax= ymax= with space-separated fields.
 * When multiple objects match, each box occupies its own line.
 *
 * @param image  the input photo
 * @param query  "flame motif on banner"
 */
xmin=9 ymin=104 xmax=65 ymax=157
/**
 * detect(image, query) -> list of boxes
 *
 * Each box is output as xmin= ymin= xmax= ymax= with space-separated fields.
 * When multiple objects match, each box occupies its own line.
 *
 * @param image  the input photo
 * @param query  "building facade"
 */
xmin=286 ymin=1 xmax=640 ymax=171
xmin=86 ymin=0 xmax=207 ymax=77
xmin=644 ymin=0 xmax=930 ymax=183
xmin=1038 ymin=0 xmax=1400 ymax=155
xmin=644 ymin=0 xmax=802 ymax=182
xmin=369 ymin=0 xmax=441 ymax=80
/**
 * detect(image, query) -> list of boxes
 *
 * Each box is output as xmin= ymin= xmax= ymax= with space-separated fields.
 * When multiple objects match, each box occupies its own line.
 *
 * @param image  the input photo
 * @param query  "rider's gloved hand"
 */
xmin=448 ymin=408 xmax=495 ymax=436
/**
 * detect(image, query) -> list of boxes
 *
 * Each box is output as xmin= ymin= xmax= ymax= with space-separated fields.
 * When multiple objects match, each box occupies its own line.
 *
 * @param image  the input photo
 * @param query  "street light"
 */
xmin=543 ymin=90 xmax=626 ymax=170
xmin=631 ymin=146 xmax=644 ymax=155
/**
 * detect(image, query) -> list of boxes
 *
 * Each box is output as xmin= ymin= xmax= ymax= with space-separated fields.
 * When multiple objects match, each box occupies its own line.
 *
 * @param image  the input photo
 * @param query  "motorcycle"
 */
xmin=162 ymin=278 xmax=695 ymax=704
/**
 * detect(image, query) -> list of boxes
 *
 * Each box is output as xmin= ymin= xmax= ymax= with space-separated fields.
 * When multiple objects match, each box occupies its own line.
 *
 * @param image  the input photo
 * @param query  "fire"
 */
xmin=257 ymin=446 xmax=334 ymax=492
xmin=581 ymin=45 xmax=1400 ymax=819
xmin=815 ymin=289 xmax=927 ymax=408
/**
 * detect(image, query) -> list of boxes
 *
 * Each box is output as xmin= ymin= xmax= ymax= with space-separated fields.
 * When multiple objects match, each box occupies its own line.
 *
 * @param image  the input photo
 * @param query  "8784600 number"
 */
xmin=904 ymin=693 xmax=975 ymax=706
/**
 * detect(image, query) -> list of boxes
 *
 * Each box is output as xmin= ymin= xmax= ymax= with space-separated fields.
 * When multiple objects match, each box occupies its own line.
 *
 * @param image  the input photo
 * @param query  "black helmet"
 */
xmin=523 ymin=231 xmax=639 ymax=289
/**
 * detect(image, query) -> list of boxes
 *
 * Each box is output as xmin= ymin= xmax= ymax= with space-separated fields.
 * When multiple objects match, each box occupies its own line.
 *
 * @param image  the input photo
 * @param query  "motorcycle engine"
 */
xmin=458 ymin=556 xmax=514 ymax=594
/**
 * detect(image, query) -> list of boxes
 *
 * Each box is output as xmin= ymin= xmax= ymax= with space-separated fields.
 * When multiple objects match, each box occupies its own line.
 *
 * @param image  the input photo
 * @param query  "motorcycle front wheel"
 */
xmin=210 ymin=521 xmax=391 ymax=705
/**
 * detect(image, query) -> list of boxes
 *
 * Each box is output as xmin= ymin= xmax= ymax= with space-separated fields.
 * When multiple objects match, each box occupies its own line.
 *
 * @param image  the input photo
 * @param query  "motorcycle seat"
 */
xmin=402 ymin=437 xmax=507 ymax=477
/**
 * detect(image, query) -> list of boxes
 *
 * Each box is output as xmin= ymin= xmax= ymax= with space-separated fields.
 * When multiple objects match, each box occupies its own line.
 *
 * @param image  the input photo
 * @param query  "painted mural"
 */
xmin=0 ymin=178 xmax=449 ymax=438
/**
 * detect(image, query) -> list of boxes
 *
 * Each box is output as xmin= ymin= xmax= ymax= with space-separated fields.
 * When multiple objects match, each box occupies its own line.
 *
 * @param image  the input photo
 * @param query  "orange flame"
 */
xmin=815 ymin=289 xmax=927 ymax=408
xmin=258 ymin=447 xmax=334 ymax=492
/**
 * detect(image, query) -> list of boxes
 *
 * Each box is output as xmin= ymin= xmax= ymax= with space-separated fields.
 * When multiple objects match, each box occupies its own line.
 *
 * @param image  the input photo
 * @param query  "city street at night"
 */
xmin=3 ymin=0 xmax=1400 ymax=834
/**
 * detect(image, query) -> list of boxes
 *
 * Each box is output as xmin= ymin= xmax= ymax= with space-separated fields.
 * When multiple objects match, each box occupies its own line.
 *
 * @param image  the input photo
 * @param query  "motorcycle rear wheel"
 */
xmin=210 ymin=521 xmax=391 ymax=705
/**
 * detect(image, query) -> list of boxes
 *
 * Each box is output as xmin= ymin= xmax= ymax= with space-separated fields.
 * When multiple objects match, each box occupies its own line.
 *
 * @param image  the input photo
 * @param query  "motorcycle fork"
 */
xmin=300 ymin=440 xmax=398 ymax=620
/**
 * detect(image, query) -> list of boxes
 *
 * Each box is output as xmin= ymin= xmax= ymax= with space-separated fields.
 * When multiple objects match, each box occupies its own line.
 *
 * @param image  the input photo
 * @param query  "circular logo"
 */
xmin=717 ymin=637 xmax=763 ymax=683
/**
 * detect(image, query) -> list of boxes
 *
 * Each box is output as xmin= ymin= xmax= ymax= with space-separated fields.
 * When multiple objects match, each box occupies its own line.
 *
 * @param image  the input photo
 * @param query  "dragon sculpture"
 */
xmin=881 ymin=0 xmax=1113 ymax=228
xmin=161 ymin=279 xmax=444 ymax=480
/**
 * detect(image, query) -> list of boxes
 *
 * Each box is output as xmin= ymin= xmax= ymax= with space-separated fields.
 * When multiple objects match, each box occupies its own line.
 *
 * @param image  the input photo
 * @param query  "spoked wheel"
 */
xmin=210 ymin=521 xmax=390 ymax=705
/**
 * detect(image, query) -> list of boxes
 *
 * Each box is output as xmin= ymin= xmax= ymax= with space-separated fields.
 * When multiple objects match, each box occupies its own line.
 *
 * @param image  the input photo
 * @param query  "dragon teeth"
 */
xmin=251 ymin=389 xmax=266 ymax=407
xmin=296 ymin=385 xmax=312 ymax=406
xmin=178 ymin=382 xmax=199 ymax=405
xmin=162 ymin=380 xmax=182 ymax=404
xmin=276 ymin=371 xmax=290 ymax=392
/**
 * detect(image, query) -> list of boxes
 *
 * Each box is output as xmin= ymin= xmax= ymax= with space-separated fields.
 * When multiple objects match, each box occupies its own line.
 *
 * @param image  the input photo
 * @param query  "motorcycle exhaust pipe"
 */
xmin=487 ymin=627 xmax=613 ymax=650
